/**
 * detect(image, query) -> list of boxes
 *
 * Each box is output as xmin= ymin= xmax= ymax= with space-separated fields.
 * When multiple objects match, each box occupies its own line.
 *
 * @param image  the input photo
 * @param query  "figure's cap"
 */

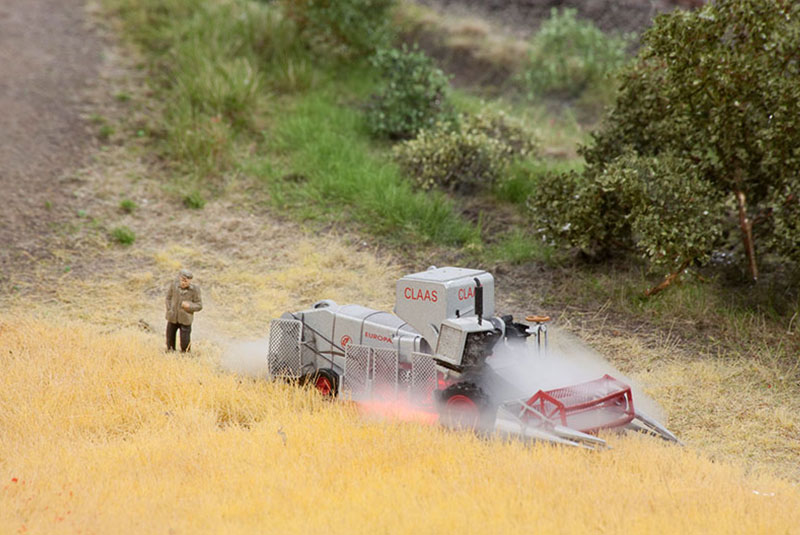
xmin=179 ymin=269 xmax=193 ymax=279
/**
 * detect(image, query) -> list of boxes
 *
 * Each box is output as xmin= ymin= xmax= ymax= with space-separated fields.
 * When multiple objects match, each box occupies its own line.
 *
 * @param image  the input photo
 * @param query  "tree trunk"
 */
xmin=644 ymin=258 xmax=692 ymax=297
xmin=736 ymin=190 xmax=758 ymax=281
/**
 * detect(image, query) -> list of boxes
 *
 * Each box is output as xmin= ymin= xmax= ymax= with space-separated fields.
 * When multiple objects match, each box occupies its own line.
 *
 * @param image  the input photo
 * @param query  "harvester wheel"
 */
xmin=309 ymin=368 xmax=339 ymax=397
xmin=437 ymin=382 xmax=495 ymax=433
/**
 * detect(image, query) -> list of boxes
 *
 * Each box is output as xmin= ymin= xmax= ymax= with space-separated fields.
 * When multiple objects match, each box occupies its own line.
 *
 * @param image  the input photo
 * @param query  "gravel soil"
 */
xmin=414 ymin=0 xmax=700 ymax=37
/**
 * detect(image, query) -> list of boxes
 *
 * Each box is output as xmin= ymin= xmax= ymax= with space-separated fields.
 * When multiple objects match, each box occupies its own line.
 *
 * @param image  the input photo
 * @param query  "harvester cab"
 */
xmin=396 ymin=267 xmax=532 ymax=374
xmin=267 ymin=266 xmax=679 ymax=448
xmin=399 ymin=268 xmax=501 ymax=372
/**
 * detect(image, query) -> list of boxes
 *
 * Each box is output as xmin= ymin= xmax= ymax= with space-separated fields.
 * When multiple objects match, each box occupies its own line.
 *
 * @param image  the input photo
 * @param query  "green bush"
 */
xmin=110 ymin=226 xmax=136 ymax=246
xmin=465 ymin=109 xmax=538 ymax=158
xmin=523 ymin=8 xmax=631 ymax=98
xmin=281 ymin=0 xmax=395 ymax=58
xmin=393 ymin=109 xmax=537 ymax=193
xmin=762 ymin=185 xmax=800 ymax=266
xmin=366 ymin=46 xmax=454 ymax=140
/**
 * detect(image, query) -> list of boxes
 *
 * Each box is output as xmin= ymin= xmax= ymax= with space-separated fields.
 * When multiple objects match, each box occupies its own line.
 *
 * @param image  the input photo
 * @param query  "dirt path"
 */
xmin=0 ymin=0 xmax=101 ymax=287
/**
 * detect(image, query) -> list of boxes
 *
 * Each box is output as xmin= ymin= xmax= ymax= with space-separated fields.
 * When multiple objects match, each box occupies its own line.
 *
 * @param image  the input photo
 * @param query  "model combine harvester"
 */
xmin=268 ymin=267 xmax=679 ymax=447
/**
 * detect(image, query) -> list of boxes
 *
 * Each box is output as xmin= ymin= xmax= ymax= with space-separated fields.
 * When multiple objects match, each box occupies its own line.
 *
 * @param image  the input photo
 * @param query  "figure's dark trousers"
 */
xmin=166 ymin=322 xmax=191 ymax=352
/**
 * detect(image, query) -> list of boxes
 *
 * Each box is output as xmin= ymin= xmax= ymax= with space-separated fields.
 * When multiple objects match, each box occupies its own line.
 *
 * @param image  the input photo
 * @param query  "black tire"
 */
xmin=306 ymin=368 xmax=339 ymax=397
xmin=437 ymin=382 xmax=496 ymax=432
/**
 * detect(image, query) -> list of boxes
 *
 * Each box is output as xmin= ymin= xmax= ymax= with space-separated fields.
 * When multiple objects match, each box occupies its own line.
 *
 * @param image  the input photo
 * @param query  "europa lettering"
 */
xmin=403 ymin=287 xmax=438 ymax=303
xmin=365 ymin=331 xmax=393 ymax=344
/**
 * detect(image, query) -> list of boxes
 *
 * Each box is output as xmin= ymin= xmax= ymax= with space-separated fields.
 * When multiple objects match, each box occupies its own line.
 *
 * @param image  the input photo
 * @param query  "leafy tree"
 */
xmin=537 ymin=0 xmax=800 ymax=288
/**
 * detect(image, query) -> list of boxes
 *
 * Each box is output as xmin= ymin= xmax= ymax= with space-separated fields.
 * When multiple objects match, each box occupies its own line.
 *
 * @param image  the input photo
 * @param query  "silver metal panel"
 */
xmin=410 ymin=352 xmax=437 ymax=406
xmin=394 ymin=279 xmax=444 ymax=348
xmin=331 ymin=312 xmax=363 ymax=356
xmin=400 ymin=266 xmax=486 ymax=283
xmin=361 ymin=316 xmax=401 ymax=350
xmin=267 ymin=318 xmax=302 ymax=379
xmin=396 ymin=333 xmax=422 ymax=366
xmin=296 ymin=307 xmax=337 ymax=361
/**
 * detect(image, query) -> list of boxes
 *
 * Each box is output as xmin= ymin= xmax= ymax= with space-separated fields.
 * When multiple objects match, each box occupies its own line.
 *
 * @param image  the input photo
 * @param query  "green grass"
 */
xmin=99 ymin=124 xmax=115 ymax=140
xmin=264 ymin=89 xmax=479 ymax=246
xmin=556 ymin=264 xmax=799 ymax=355
xmin=495 ymin=158 xmax=584 ymax=205
xmin=105 ymin=0 xmax=603 ymax=253
xmin=483 ymin=229 xmax=555 ymax=265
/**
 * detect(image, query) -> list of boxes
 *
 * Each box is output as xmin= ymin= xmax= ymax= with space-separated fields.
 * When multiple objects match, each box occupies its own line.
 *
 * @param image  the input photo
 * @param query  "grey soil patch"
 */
xmin=403 ymin=0 xmax=702 ymax=96
xmin=0 ymin=0 xmax=102 ymax=288
xmin=414 ymin=0 xmax=695 ymax=38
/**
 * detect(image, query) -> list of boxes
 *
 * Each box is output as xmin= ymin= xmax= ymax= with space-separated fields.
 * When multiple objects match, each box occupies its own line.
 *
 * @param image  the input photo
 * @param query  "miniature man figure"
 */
xmin=165 ymin=269 xmax=203 ymax=352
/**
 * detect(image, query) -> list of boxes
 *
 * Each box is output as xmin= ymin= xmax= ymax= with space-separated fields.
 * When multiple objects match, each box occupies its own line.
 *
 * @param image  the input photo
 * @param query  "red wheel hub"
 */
xmin=446 ymin=394 xmax=477 ymax=409
xmin=444 ymin=394 xmax=479 ymax=428
xmin=315 ymin=376 xmax=333 ymax=396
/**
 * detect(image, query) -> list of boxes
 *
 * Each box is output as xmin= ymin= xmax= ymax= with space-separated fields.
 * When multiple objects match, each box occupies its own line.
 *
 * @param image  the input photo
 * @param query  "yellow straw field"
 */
xmin=2 ymin=316 xmax=799 ymax=535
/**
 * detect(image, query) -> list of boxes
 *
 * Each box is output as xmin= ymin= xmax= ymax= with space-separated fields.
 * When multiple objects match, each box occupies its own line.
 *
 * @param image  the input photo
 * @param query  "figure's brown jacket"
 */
xmin=165 ymin=279 xmax=203 ymax=325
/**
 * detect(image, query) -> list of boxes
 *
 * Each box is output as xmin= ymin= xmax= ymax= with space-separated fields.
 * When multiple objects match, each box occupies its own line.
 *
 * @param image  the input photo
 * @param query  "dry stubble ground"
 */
xmin=0 ymin=1 xmax=799 ymax=533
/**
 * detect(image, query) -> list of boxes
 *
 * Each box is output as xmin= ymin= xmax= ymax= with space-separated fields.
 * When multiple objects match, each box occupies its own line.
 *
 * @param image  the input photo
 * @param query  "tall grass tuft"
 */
xmin=107 ymin=0 xmax=306 ymax=179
